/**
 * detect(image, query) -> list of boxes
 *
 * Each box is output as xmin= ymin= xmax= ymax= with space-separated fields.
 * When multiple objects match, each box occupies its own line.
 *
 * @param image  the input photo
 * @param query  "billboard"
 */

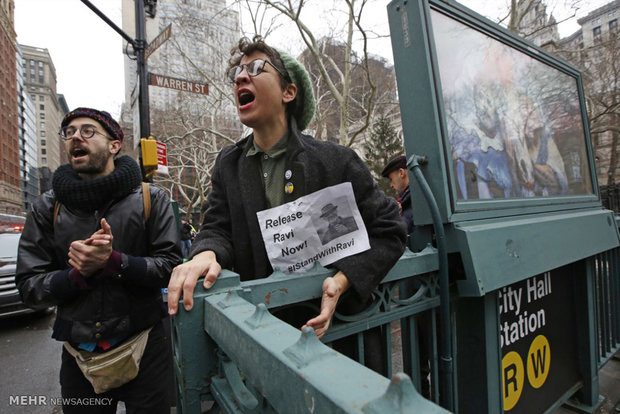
xmin=431 ymin=10 xmax=592 ymax=201
xmin=388 ymin=0 xmax=599 ymax=223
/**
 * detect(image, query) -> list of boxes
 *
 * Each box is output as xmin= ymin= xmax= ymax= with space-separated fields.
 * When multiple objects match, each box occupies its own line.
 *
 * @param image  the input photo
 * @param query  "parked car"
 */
xmin=0 ymin=231 xmax=54 ymax=318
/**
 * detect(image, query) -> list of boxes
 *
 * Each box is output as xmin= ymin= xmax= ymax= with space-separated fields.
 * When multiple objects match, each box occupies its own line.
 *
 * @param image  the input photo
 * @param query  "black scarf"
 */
xmin=52 ymin=155 xmax=142 ymax=211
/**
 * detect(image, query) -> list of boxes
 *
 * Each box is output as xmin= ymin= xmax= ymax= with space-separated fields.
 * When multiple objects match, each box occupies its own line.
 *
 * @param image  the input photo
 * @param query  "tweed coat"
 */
xmin=191 ymin=119 xmax=407 ymax=306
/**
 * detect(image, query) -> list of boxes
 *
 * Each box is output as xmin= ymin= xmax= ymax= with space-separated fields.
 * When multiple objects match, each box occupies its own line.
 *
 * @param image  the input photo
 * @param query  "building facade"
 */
xmin=57 ymin=93 xmax=69 ymax=165
xmin=120 ymin=0 xmax=242 ymax=220
xmin=20 ymin=44 xmax=64 ymax=192
xmin=514 ymin=0 xmax=620 ymax=186
xmin=515 ymin=0 xmax=560 ymax=47
xmin=557 ymin=1 xmax=620 ymax=186
xmin=576 ymin=0 xmax=619 ymax=46
xmin=120 ymin=0 xmax=240 ymax=147
xmin=0 ymin=0 xmax=22 ymax=215
xmin=16 ymin=43 xmax=38 ymax=213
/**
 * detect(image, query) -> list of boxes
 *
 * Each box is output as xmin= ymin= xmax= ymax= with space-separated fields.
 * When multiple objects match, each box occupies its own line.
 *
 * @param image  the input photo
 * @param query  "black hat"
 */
xmin=320 ymin=203 xmax=338 ymax=218
xmin=61 ymin=107 xmax=124 ymax=142
xmin=381 ymin=155 xmax=407 ymax=177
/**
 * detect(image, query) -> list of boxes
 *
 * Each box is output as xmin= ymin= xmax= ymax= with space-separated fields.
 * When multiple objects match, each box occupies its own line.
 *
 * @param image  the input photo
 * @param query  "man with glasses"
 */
xmin=168 ymin=37 xmax=406 ymax=374
xmin=17 ymin=107 xmax=182 ymax=413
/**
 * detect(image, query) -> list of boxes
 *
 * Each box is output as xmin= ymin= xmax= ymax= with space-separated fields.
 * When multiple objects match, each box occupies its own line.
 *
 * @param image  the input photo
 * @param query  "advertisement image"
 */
xmin=431 ymin=10 xmax=593 ymax=201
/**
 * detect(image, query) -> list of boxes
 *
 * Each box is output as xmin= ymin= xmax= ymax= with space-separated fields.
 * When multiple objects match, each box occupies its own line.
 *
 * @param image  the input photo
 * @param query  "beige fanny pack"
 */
xmin=63 ymin=326 xmax=153 ymax=394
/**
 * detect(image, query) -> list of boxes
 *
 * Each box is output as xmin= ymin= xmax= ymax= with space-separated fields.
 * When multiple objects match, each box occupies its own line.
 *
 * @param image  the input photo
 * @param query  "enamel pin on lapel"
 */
xmin=285 ymin=182 xmax=294 ymax=194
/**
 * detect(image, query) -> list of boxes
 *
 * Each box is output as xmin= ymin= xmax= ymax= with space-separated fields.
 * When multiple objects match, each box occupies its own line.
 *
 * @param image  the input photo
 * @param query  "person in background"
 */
xmin=17 ymin=107 xmax=182 ymax=413
xmin=382 ymin=154 xmax=432 ymax=398
xmin=382 ymin=154 xmax=414 ymax=234
xmin=180 ymin=219 xmax=193 ymax=258
xmin=167 ymin=36 xmax=406 ymax=374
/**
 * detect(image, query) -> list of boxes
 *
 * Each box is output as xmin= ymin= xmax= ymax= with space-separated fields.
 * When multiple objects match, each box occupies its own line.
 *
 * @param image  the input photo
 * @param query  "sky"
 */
xmin=14 ymin=0 xmax=613 ymax=121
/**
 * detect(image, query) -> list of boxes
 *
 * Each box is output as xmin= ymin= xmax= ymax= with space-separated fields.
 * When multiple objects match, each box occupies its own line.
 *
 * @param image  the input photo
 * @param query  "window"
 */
xmin=39 ymin=104 xmax=44 ymax=110
xmin=40 ymin=131 xmax=46 ymax=137
xmin=38 ymin=61 xmax=43 ymax=67
xmin=610 ymin=19 xmax=618 ymax=33
xmin=41 ymin=139 xmax=46 ymax=146
xmin=42 ymin=157 xmax=47 ymax=164
xmin=40 ymin=122 xmax=45 ymax=129
xmin=30 ymin=94 xmax=36 ymax=101
xmin=41 ymin=149 xmax=46 ymax=155
xmin=39 ymin=113 xmax=45 ymax=119
xmin=593 ymin=26 xmax=602 ymax=42
xmin=39 ymin=95 xmax=44 ymax=101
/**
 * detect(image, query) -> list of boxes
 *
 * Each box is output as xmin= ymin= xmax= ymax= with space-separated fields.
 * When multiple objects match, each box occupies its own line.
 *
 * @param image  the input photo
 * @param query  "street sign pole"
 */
xmin=134 ymin=0 xmax=151 ymax=181
xmin=81 ymin=0 xmax=151 ymax=143
xmin=135 ymin=0 xmax=150 ymax=140
xmin=81 ymin=0 xmax=154 ymax=181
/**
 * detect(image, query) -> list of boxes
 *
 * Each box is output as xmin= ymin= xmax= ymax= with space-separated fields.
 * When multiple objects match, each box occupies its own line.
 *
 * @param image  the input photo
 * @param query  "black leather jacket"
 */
xmin=16 ymin=184 xmax=182 ymax=343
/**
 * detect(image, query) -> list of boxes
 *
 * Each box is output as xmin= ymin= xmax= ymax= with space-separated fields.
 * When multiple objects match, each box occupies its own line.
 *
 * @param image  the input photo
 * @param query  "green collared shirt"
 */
xmin=247 ymin=132 xmax=289 ymax=208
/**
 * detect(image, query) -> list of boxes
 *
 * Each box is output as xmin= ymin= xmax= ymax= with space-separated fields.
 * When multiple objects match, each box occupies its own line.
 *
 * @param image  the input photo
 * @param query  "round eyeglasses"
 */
xmin=227 ymin=58 xmax=288 ymax=83
xmin=59 ymin=125 xmax=113 ymax=141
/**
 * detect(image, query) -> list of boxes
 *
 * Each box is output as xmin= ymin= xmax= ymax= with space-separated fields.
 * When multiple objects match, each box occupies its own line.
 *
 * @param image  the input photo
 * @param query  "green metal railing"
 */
xmin=171 ymin=246 xmax=451 ymax=413
xmin=171 ymin=224 xmax=620 ymax=413
xmin=593 ymin=218 xmax=620 ymax=367
xmin=600 ymin=185 xmax=620 ymax=214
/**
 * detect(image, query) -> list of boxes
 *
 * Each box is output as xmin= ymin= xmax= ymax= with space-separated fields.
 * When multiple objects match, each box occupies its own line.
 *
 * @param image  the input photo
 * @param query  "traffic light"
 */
xmin=145 ymin=0 xmax=157 ymax=18
xmin=140 ymin=137 xmax=158 ymax=179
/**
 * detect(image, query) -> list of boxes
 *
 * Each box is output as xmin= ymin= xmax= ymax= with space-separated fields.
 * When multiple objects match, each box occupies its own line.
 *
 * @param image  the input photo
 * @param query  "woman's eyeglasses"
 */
xmin=227 ymin=58 xmax=288 ymax=83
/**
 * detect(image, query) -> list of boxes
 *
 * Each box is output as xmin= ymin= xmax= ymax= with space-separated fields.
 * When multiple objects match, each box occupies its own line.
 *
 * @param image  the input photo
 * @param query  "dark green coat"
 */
xmin=192 ymin=118 xmax=407 ymax=306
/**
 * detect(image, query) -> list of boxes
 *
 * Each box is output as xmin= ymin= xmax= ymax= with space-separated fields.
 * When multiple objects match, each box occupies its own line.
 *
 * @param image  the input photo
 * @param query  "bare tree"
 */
xmin=502 ymin=0 xmax=581 ymax=36
xmin=556 ymin=30 xmax=620 ymax=185
xmin=239 ymin=0 xmax=380 ymax=147
xmin=143 ymin=1 xmax=401 ymax=218
xmin=150 ymin=104 xmax=241 ymax=223
xmin=144 ymin=3 xmax=243 ymax=222
xmin=470 ymin=0 xmax=619 ymax=184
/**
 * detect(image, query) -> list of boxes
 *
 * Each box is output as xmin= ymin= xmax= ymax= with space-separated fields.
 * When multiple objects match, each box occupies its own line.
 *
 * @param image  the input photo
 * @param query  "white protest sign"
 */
xmin=256 ymin=182 xmax=370 ymax=274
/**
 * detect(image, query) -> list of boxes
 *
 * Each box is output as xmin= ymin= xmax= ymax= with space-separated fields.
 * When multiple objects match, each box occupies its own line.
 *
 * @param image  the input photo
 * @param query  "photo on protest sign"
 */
xmin=313 ymin=196 xmax=359 ymax=245
xmin=256 ymin=182 xmax=370 ymax=274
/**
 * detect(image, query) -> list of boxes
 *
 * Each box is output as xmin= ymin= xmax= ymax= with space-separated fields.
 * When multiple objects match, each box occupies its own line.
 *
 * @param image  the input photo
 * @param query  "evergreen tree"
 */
xmin=364 ymin=116 xmax=405 ymax=195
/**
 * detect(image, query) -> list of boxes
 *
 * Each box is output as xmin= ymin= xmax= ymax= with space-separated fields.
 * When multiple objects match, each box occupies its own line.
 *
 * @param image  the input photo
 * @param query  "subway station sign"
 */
xmin=499 ymin=266 xmax=581 ymax=413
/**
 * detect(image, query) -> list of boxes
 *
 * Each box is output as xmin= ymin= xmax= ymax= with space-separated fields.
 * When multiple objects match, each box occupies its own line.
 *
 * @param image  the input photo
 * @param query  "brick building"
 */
xmin=0 ymin=0 xmax=21 ymax=215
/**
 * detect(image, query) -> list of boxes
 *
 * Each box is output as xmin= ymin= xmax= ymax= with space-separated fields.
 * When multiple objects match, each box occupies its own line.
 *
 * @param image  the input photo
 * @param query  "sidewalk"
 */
xmin=557 ymin=352 xmax=620 ymax=414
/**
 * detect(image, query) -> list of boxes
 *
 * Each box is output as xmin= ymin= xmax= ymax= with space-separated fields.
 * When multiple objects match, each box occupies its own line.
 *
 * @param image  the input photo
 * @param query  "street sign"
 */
xmin=148 ymin=73 xmax=209 ymax=95
xmin=145 ymin=24 xmax=172 ymax=59
xmin=157 ymin=141 xmax=169 ymax=175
